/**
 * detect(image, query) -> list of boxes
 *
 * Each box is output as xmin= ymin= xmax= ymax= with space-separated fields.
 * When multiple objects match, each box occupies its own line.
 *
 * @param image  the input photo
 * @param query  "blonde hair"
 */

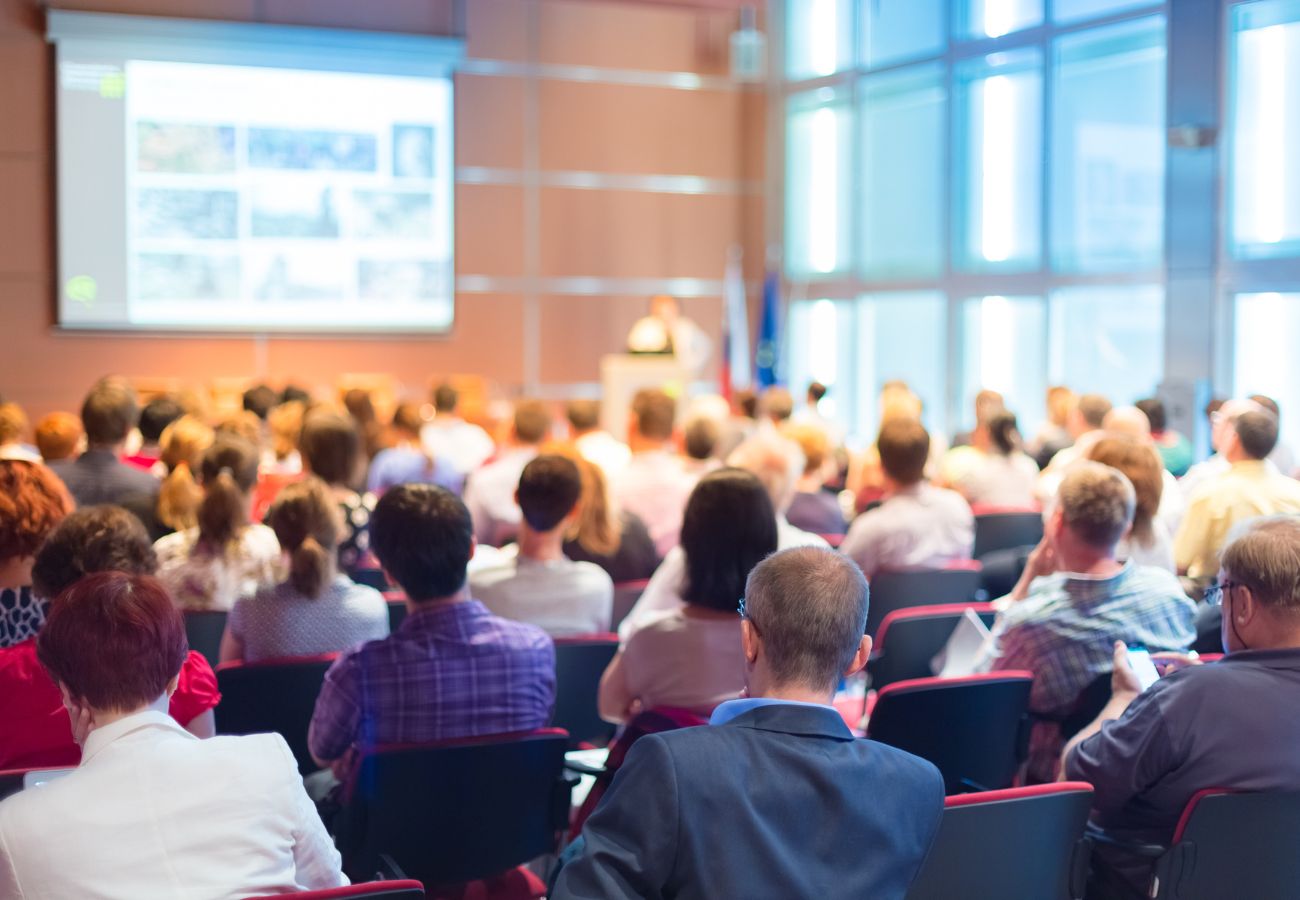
xmin=1057 ymin=461 xmax=1136 ymax=550
xmin=783 ymin=423 xmax=831 ymax=476
xmin=1047 ymin=386 xmax=1076 ymax=428
xmin=215 ymin=410 xmax=262 ymax=448
xmin=879 ymin=382 xmax=923 ymax=425
xmin=0 ymin=403 xmax=28 ymax=445
xmin=265 ymin=476 xmax=342 ymax=599
xmin=157 ymin=416 xmax=215 ymax=532
xmin=268 ymin=401 xmax=305 ymax=462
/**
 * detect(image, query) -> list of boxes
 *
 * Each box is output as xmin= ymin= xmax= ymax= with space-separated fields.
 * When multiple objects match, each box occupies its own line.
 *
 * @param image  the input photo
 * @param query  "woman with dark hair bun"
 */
xmin=154 ymin=435 xmax=282 ymax=611
xmin=597 ymin=468 xmax=778 ymax=723
xmin=220 ymin=476 xmax=387 ymax=664
xmin=950 ymin=410 xmax=1040 ymax=508
xmin=0 ymin=571 xmax=346 ymax=897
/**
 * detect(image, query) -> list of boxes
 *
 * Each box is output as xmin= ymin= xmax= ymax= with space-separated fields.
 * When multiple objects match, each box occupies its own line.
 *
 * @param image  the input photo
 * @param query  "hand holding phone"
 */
xmin=1125 ymin=645 xmax=1161 ymax=691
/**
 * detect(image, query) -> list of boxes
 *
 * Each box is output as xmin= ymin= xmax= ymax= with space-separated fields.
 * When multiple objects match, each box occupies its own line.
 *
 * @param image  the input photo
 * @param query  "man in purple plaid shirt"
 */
xmin=308 ymin=484 xmax=555 ymax=777
xmin=989 ymin=462 xmax=1195 ymax=782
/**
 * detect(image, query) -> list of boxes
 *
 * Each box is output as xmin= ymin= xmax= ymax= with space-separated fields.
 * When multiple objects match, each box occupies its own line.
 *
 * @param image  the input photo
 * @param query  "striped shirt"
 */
xmin=307 ymin=599 xmax=555 ymax=764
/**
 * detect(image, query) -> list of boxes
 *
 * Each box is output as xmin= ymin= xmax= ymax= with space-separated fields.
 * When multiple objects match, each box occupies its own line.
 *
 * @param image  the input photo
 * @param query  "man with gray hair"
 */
xmin=1064 ymin=516 xmax=1300 ymax=898
xmin=554 ymin=547 xmax=944 ymax=899
xmin=989 ymin=462 xmax=1195 ymax=782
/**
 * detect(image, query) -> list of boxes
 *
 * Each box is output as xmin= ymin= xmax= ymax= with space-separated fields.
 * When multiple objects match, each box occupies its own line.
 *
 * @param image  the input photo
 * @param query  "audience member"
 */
xmin=568 ymin=398 xmax=631 ymax=479
xmin=598 ymin=468 xmax=777 ymax=722
xmin=308 ymin=484 xmax=554 ymax=779
xmin=280 ymin=384 xmax=312 ymax=406
xmin=1174 ymin=407 xmax=1300 ymax=582
xmin=715 ymin=388 xmax=757 ymax=461
xmin=1250 ymin=393 xmax=1296 ymax=475
xmin=1036 ymin=392 xmax=1113 ymax=499
xmin=215 ymin=409 xmax=265 ymax=449
xmin=367 ymin=402 xmax=460 ymax=495
xmin=34 ymin=411 xmax=82 ymax=463
xmin=783 ymin=423 xmax=847 ymax=536
xmin=125 ymin=395 xmax=183 ymax=472
xmin=222 ymin=477 xmax=387 ymax=663
xmin=610 ymin=389 xmax=698 ymax=557
xmin=242 ymin=383 xmax=280 ymax=422
xmin=1028 ymin=385 xmax=1077 ymax=469
xmin=756 ymin=386 xmax=795 ymax=430
xmin=0 ymin=571 xmax=346 ymax=897
xmin=791 ymin=379 xmax=846 ymax=445
xmin=951 ymin=388 xmax=1005 ymax=448
xmin=557 ymin=547 xmax=944 ymax=899
xmin=151 ymin=414 xmax=215 ymax=538
xmin=989 ymin=463 xmax=1195 ymax=782
xmin=559 ymin=451 xmax=660 ymax=584
xmin=0 ymin=403 xmax=37 ymax=462
xmin=300 ymin=409 xmax=376 ymax=575
xmin=342 ymin=388 xmax=387 ymax=461
xmin=1086 ymin=436 xmax=1174 ymax=571
xmin=0 ymin=461 xmax=73 ymax=648
xmin=420 ymin=381 xmax=495 ymax=477
xmin=1177 ymin=397 xmax=1254 ymax=499
xmin=841 ymin=418 xmax=974 ymax=578
xmin=1136 ymin=397 xmax=1192 ymax=477
xmin=680 ymin=412 xmax=722 ymax=477
xmin=949 ymin=410 xmax=1039 ymax=508
xmin=0 ymin=506 xmax=220 ymax=769
xmin=471 ymin=455 xmax=613 ymax=636
xmin=262 ymin=399 xmax=305 ymax=476
xmin=463 ymin=398 xmax=552 ymax=547
xmin=48 ymin=377 xmax=160 ymax=510
xmin=1064 ymin=517 xmax=1300 ymax=899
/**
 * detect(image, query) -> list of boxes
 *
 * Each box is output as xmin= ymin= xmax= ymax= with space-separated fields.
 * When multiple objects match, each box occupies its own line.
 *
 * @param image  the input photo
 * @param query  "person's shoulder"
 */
xmin=153 ymin=527 xmax=195 ymax=558
xmin=476 ymin=606 xmax=554 ymax=648
xmin=1122 ymin=564 xmax=1193 ymax=604
xmin=568 ymin=559 xmax=615 ymax=588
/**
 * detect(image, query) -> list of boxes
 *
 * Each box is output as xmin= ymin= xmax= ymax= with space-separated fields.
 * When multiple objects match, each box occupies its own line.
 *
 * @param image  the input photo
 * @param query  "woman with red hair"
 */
xmin=0 ymin=572 xmax=346 ymax=897
xmin=0 ymin=460 xmax=74 ymax=648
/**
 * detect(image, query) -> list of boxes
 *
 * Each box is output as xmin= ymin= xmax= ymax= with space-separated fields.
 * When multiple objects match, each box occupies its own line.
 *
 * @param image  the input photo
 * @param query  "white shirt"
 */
xmin=954 ymin=451 xmax=1040 ymax=508
xmin=154 ymin=524 xmax=283 ymax=612
xmin=0 ymin=444 xmax=40 ymax=463
xmin=840 ymin=482 xmax=975 ymax=578
xmin=618 ymin=518 xmax=828 ymax=643
xmin=610 ymin=450 xmax=700 ymax=558
xmin=0 ymin=711 xmax=346 ymax=899
xmin=470 ymin=548 xmax=614 ymax=637
xmin=420 ymin=415 xmax=495 ymax=477
xmin=463 ymin=447 xmax=537 ymax=546
xmin=575 ymin=431 xmax=632 ymax=481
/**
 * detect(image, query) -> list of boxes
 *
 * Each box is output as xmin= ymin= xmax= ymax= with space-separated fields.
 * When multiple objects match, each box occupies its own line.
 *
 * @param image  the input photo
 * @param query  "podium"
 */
xmin=600 ymin=354 xmax=695 ymax=440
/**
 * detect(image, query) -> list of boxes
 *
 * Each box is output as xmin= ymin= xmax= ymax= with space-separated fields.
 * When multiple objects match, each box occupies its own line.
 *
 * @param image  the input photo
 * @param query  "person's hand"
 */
xmin=67 ymin=702 xmax=94 ymax=747
xmin=1110 ymin=641 xmax=1143 ymax=700
xmin=1024 ymin=537 xmax=1058 ymax=581
xmin=1151 ymin=651 xmax=1202 ymax=677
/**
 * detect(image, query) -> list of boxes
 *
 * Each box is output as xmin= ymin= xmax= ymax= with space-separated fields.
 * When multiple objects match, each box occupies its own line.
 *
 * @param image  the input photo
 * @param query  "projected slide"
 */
xmin=52 ymin=37 xmax=455 ymax=333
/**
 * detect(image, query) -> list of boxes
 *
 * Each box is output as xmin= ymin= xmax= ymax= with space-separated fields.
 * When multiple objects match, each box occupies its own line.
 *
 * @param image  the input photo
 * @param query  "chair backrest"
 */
xmin=867 ymin=672 xmax=1033 ymax=793
xmin=214 ymin=654 xmax=337 ymax=774
xmin=865 ymin=567 xmax=984 ymax=638
xmin=352 ymin=568 xmax=389 ymax=590
xmin=552 ymin=634 xmax=619 ymax=747
xmin=972 ymin=511 xmax=1044 ymax=559
xmin=1057 ymin=671 xmax=1112 ymax=741
xmin=868 ymin=603 xmax=996 ymax=690
xmin=252 ymin=880 xmax=425 ymax=899
xmin=183 ymin=610 xmax=228 ymax=669
xmin=342 ymin=730 xmax=571 ymax=888
xmin=1152 ymin=789 xmax=1300 ymax=900
xmin=611 ymin=579 xmax=649 ymax=631
xmin=385 ymin=600 xmax=407 ymax=634
xmin=906 ymin=783 xmax=1094 ymax=900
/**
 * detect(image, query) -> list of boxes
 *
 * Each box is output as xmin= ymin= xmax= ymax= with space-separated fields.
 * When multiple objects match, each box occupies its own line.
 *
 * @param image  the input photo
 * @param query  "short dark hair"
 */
xmin=370 ymin=484 xmax=473 ymax=602
xmin=138 ymin=396 xmax=183 ymax=444
xmin=280 ymin=384 xmax=311 ymax=406
xmin=38 ymin=572 xmax=187 ymax=712
xmin=808 ymin=381 xmax=827 ymax=403
xmin=81 ymin=377 xmax=139 ymax=446
xmin=1077 ymin=394 xmax=1113 ymax=429
xmin=433 ymin=382 xmax=459 ymax=414
xmin=680 ymin=468 xmax=777 ymax=611
xmin=565 ymin=399 xmax=600 ymax=432
xmin=513 ymin=399 xmax=553 ymax=444
xmin=242 ymin=384 xmax=279 ymax=421
xmin=517 ymin=455 xmax=582 ymax=532
xmin=877 ymin=418 xmax=930 ymax=485
xmin=986 ymin=410 xmax=1022 ymax=456
xmin=735 ymin=389 xmax=758 ymax=419
xmin=684 ymin=416 xmax=719 ymax=460
xmin=1235 ymin=409 xmax=1280 ymax=460
xmin=1135 ymin=397 xmax=1167 ymax=433
xmin=632 ymin=389 xmax=675 ymax=441
xmin=32 ymin=505 xmax=158 ymax=599
xmin=300 ymin=410 xmax=361 ymax=486
xmin=744 ymin=547 xmax=869 ymax=693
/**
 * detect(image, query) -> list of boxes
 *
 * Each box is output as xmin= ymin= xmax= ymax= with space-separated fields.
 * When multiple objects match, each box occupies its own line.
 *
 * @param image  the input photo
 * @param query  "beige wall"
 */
xmin=0 ymin=0 xmax=764 ymax=418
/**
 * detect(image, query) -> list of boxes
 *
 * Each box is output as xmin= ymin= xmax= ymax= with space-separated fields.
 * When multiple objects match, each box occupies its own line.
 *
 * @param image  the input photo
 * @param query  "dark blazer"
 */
xmin=49 ymin=449 xmax=160 ymax=510
xmin=553 ymin=702 xmax=945 ymax=900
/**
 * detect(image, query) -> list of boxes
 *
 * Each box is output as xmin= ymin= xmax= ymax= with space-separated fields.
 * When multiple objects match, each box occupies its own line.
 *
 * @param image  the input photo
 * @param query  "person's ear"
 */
xmin=1235 ymin=583 xmax=1259 ymax=628
xmin=165 ymin=675 xmax=180 ymax=697
xmin=844 ymin=635 xmax=872 ymax=678
xmin=741 ymin=619 xmax=759 ymax=665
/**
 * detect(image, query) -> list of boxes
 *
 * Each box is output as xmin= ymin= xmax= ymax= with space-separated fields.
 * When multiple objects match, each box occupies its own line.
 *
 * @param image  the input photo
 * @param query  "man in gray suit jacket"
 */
xmin=48 ymin=377 xmax=159 ymax=511
xmin=554 ymin=546 xmax=945 ymax=900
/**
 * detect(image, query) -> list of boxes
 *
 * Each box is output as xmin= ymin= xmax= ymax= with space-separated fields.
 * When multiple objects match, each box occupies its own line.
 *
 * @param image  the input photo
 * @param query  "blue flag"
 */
xmin=755 ymin=270 xmax=781 ymax=389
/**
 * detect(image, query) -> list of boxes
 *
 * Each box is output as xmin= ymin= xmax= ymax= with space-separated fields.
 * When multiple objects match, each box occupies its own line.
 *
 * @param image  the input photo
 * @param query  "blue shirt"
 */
xmin=709 ymin=697 xmax=839 ymax=725
xmin=366 ymin=446 xmax=462 ymax=495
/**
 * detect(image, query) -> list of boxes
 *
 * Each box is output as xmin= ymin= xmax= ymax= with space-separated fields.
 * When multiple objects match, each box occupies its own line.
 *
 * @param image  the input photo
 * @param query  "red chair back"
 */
xmin=972 ymin=510 xmax=1044 ymax=559
xmin=906 ymin=783 xmax=1093 ymax=900
xmin=611 ymin=579 xmax=649 ymax=631
xmin=868 ymin=603 xmax=996 ymax=690
xmin=864 ymin=566 xmax=984 ymax=637
xmin=552 ymin=634 xmax=619 ymax=747
xmin=867 ymin=672 xmax=1033 ymax=794
xmin=341 ymin=730 xmax=572 ymax=889
xmin=253 ymin=880 xmax=425 ymax=898
xmin=1151 ymin=789 xmax=1300 ymax=899
xmin=214 ymin=654 xmax=338 ymax=774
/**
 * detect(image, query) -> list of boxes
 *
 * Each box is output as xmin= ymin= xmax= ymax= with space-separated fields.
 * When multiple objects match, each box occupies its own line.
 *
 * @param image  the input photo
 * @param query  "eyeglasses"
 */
xmin=1204 ymin=580 xmax=1240 ymax=608
xmin=737 ymin=596 xmax=759 ymax=634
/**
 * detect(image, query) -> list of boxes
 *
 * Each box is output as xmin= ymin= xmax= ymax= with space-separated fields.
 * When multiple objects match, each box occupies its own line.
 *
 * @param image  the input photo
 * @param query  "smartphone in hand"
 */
xmin=1126 ymin=646 xmax=1161 ymax=691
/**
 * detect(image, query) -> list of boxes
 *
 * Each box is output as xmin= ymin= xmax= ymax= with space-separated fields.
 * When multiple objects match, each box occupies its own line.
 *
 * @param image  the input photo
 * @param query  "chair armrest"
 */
xmin=1084 ymin=823 xmax=1167 ymax=858
xmin=564 ymin=759 xmax=607 ymax=777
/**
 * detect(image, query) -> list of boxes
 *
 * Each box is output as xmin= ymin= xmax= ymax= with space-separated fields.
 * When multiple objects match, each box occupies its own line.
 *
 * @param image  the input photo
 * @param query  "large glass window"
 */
xmin=1229 ymin=0 xmax=1300 ymax=259
xmin=1054 ymin=0 xmax=1157 ymax=25
xmin=959 ymin=0 xmax=1044 ymax=40
xmin=861 ymin=0 xmax=946 ymax=68
xmin=1051 ymin=17 xmax=1166 ymax=273
xmin=956 ymin=49 xmax=1043 ymax=272
xmin=960 ymin=296 xmax=1048 ymax=434
xmin=1048 ymin=285 xmax=1164 ymax=405
xmin=786 ymin=89 xmax=852 ymax=277
xmin=1234 ymin=292 xmax=1300 ymax=455
xmin=786 ymin=0 xmax=855 ymax=80
xmin=860 ymin=65 xmax=946 ymax=278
